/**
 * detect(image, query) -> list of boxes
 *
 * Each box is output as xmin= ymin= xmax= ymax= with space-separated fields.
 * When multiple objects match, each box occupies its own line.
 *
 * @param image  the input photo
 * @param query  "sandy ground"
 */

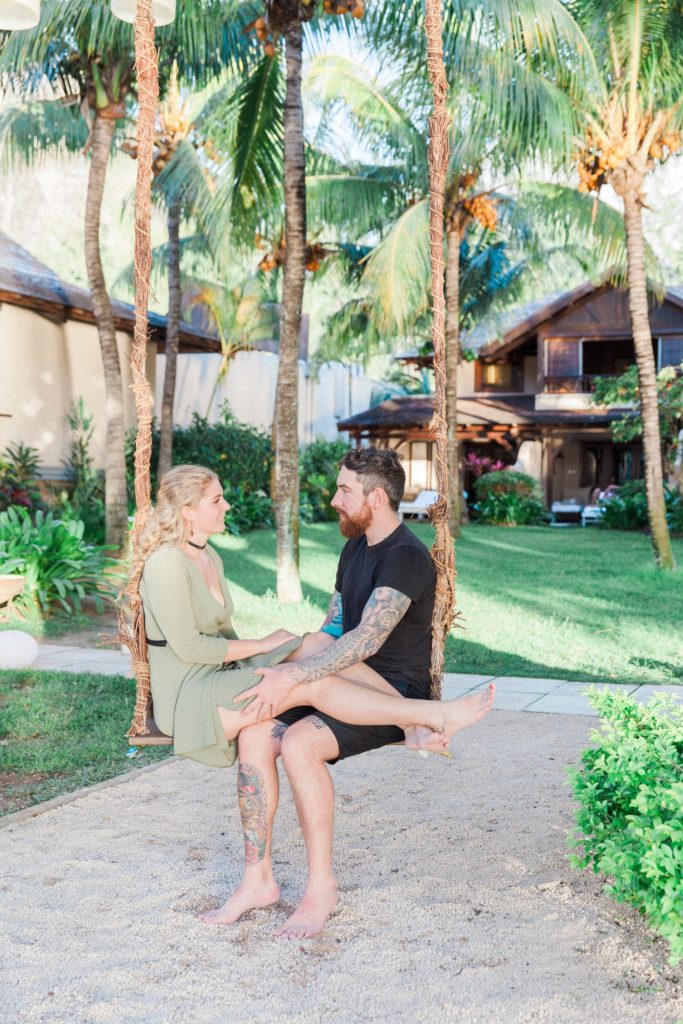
xmin=0 ymin=710 xmax=680 ymax=1024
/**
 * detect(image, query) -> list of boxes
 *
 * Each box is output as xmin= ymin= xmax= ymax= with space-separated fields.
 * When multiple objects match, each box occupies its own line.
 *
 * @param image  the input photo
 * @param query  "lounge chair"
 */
xmin=398 ymin=489 xmax=439 ymax=521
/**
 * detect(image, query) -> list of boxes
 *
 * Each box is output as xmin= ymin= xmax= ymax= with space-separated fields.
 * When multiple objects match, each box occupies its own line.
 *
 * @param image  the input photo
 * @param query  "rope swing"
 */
xmin=122 ymin=0 xmax=455 ymax=741
xmin=425 ymin=0 xmax=456 ymax=700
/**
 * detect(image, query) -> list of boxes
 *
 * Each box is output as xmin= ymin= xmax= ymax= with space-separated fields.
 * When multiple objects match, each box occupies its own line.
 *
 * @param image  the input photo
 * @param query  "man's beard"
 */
xmin=337 ymin=499 xmax=373 ymax=538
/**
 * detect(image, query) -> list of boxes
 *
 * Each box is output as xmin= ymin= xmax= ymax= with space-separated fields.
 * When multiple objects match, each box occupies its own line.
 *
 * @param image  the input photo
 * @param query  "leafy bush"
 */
xmin=0 ymin=442 xmax=43 ymax=513
xmin=0 ymin=506 xmax=117 ymax=614
xmin=600 ymin=480 xmax=683 ymax=535
xmin=473 ymin=469 xmax=546 ymax=525
xmin=56 ymin=400 xmax=105 ymax=544
xmin=569 ymin=688 xmax=683 ymax=964
xmin=126 ymin=404 xmax=272 ymax=501
xmin=224 ymin=485 xmax=273 ymax=535
xmin=299 ymin=439 xmax=349 ymax=523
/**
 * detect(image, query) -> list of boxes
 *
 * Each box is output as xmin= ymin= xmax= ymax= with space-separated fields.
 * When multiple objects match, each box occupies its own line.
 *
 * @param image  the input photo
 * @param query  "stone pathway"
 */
xmin=33 ymin=643 xmax=682 ymax=716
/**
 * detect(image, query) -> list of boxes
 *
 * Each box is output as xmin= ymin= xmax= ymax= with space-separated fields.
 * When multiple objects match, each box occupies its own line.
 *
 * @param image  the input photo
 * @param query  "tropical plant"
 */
xmin=0 ymin=0 xmax=255 ymax=547
xmin=306 ymin=40 xmax=628 ymax=538
xmin=299 ymin=438 xmax=349 ymax=522
xmin=593 ymin=364 xmax=683 ymax=492
xmin=57 ymin=399 xmax=106 ymax=544
xmin=0 ymin=506 xmax=117 ymax=614
xmin=473 ymin=469 xmax=547 ymax=526
xmin=0 ymin=443 xmax=42 ymax=513
xmin=565 ymin=0 xmax=683 ymax=568
xmin=599 ymin=480 xmax=683 ymax=535
xmin=569 ymin=688 xmax=683 ymax=964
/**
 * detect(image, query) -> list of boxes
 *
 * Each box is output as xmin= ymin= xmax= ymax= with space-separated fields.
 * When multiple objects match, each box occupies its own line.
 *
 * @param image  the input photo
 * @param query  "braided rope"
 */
xmin=117 ymin=0 xmax=158 ymax=738
xmin=425 ymin=0 xmax=456 ymax=700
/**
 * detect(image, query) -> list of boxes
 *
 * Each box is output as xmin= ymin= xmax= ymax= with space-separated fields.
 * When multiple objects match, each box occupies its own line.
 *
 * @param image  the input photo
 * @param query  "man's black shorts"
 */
xmin=275 ymin=705 xmax=405 ymax=763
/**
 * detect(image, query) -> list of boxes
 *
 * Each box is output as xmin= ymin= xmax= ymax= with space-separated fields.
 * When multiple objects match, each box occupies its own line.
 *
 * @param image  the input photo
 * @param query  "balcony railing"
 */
xmin=544 ymin=374 xmax=619 ymax=394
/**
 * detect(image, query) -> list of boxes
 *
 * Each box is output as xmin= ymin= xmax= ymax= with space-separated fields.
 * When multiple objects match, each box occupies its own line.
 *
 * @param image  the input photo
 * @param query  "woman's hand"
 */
xmin=259 ymin=628 xmax=296 ymax=654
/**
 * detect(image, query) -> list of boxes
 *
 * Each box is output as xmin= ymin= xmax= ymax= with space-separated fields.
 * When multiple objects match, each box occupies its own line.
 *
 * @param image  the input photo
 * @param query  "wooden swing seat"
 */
xmin=129 ymin=716 xmax=173 ymax=746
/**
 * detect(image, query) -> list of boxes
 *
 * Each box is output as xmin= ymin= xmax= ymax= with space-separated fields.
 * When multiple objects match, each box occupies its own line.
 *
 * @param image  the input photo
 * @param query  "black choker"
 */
xmin=187 ymin=540 xmax=207 ymax=550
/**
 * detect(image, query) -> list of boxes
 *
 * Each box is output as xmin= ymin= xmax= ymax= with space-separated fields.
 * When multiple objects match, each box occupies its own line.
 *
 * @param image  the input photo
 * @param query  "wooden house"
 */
xmin=337 ymin=279 xmax=683 ymax=506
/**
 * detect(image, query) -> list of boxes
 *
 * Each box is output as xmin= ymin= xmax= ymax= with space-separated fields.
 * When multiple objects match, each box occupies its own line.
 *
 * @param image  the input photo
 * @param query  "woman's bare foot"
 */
xmin=273 ymin=881 xmax=337 ymax=940
xmin=438 ymin=684 xmax=495 ymax=743
xmin=404 ymin=725 xmax=449 ymax=752
xmin=199 ymin=879 xmax=280 ymax=925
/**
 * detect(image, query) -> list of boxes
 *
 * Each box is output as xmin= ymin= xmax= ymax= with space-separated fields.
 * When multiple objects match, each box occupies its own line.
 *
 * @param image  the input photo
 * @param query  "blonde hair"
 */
xmin=137 ymin=465 xmax=220 ymax=565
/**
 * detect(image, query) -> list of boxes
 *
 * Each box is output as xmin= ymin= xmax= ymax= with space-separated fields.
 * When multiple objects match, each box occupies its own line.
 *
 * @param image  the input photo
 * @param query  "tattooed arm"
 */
xmin=320 ymin=590 xmax=342 ymax=630
xmin=289 ymin=586 xmax=410 ymax=684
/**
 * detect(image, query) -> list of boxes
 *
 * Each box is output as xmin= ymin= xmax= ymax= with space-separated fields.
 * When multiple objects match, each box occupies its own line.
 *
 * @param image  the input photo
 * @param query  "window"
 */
xmin=545 ymin=338 xmax=581 ymax=377
xmin=659 ymin=337 xmax=683 ymax=369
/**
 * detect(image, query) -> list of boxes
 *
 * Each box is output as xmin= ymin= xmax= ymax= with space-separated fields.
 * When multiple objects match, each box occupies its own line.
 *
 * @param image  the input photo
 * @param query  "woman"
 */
xmin=138 ymin=465 xmax=493 ymax=768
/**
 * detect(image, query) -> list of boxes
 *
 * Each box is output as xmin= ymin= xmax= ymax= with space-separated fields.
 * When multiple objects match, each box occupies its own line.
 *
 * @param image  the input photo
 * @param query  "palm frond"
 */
xmin=0 ymin=98 xmax=89 ymax=169
xmin=361 ymin=198 xmax=431 ymax=333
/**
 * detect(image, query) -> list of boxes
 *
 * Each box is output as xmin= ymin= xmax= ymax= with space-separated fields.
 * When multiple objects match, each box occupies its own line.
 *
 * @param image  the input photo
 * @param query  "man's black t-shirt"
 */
xmin=335 ymin=523 xmax=435 ymax=698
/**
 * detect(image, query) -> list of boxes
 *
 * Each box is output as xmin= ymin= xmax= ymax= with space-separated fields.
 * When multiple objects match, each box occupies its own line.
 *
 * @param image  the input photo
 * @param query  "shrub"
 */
xmin=56 ymin=400 xmax=105 ymax=544
xmin=299 ymin=439 xmax=349 ymax=523
xmin=569 ymin=688 xmax=683 ymax=964
xmin=126 ymin=404 xmax=272 ymax=505
xmin=600 ymin=480 xmax=683 ymax=535
xmin=0 ymin=442 xmax=42 ymax=513
xmin=0 ymin=506 xmax=117 ymax=614
xmin=473 ymin=469 xmax=546 ymax=525
xmin=224 ymin=485 xmax=273 ymax=535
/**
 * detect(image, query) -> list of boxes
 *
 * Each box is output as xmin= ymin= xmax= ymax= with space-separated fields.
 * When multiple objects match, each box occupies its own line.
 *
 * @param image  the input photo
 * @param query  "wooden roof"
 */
xmin=0 ymin=232 xmax=220 ymax=354
xmin=337 ymin=393 xmax=626 ymax=434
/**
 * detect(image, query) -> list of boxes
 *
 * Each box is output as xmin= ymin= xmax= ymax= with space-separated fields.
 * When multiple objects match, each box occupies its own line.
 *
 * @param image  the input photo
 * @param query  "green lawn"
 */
xmin=1 ymin=522 xmax=680 ymax=816
xmin=0 ymin=670 xmax=167 ymax=815
xmin=213 ymin=523 xmax=683 ymax=686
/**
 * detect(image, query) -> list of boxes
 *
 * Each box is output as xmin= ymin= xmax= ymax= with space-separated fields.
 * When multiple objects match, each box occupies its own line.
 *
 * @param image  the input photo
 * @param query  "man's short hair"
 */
xmin=341 ymin=446 xmax=405 ymax=511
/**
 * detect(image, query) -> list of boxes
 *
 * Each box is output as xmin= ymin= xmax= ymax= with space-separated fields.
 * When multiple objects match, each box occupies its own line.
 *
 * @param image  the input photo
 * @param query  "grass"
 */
xmin=212 ymin=522 xmax=683 ymax=686
xmin=1 ymin=521 xmax=680 ymax=816
xmin=0 ymin=669 xmax=168 ymax=815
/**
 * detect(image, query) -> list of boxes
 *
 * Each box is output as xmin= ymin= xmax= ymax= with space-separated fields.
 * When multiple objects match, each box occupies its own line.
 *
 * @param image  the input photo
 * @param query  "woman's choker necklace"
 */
xmin=187 ymin=540 xmax=207 ymax=551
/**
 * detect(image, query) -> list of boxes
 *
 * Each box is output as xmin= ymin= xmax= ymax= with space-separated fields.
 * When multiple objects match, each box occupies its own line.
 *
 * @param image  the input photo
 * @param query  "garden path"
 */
xmin=0 ymin=709 xmax=680 ymax=1024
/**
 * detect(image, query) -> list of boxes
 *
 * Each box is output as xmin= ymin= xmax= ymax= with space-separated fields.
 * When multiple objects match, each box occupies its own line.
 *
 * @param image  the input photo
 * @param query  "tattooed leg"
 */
xmin=200 ymin=722 xmax=283 ymax=926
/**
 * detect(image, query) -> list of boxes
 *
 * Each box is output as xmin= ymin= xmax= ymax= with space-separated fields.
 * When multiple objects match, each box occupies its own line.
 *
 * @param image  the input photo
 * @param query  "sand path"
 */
xmin=0 ymin=710 xmax=680 ymax=1024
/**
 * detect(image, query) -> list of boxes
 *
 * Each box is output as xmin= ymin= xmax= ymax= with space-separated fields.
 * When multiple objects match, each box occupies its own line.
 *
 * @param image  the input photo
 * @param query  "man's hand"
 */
xmin=236 ymin=664 xmax=296 ymax=721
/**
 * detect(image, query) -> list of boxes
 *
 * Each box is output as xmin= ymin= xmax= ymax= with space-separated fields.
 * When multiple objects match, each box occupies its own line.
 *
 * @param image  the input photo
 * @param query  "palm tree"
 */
xmin=567 ymin=0 xmax=682 ymax=569
xmin=0 ymin=0 xmax=255 ymax=545
xmin=308 ymin=52 xmax=628 ymax=535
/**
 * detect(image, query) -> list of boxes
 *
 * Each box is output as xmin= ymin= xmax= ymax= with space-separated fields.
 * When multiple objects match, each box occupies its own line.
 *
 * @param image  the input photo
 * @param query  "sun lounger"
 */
xmin=398 ymin=489 xmax=439 ymax=521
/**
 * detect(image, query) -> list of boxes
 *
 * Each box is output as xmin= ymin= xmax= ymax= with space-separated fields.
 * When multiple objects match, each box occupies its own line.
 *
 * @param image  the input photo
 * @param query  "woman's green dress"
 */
xmin=139 ymin=544 xmax=301 ymax=768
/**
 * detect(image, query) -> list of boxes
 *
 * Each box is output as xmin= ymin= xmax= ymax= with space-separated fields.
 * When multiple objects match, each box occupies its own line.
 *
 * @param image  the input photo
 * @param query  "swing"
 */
xmin=121 ymin=0 xmax=454 ymax=749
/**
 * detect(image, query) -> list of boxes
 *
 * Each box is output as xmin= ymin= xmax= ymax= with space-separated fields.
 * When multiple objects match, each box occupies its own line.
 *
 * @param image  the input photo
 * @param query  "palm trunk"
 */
xmin=425 ymin=0 xmax=455 ymax=699
xmin=445 ymin=223 xmax=462 ymax=537
xmin=622 ymin=190 xmax=675 ymax=569
xmin=84 ymin=113 xmax=128 ymax=548
xmin=158 ymin=195 xmax=182 ymax=480
xmin=274 ymin=22 xmax=305 ymax=603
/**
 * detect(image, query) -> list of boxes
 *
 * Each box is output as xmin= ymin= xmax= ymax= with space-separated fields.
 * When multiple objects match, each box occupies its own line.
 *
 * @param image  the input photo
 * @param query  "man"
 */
xmin=202 ymin=447 xmax=492 ymax=938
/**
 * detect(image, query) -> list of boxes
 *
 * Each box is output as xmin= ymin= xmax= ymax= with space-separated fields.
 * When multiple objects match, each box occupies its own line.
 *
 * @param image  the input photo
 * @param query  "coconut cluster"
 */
xmin=574 ymin=127 xmax=682 ymax=194
xmin=462 ymin=194 xmax=497 ymax=231
xmin=257 ymin=236 xmax=330 ymax=273
xmin=248 ymin=0 xmax=364 ymax=57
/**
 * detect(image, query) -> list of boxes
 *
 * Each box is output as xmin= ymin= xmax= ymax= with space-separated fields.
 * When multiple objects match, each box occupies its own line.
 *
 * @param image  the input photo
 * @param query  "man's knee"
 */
xmin=281 ymin=718 xmax=339 ymax=767
xmin=238 ymin=720 xmax=281 ymax=760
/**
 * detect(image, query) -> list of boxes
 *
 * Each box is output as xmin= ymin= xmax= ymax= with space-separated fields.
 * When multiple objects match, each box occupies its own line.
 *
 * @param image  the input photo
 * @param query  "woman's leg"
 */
xmin=219 ymin=670 xmax=494 ymax=743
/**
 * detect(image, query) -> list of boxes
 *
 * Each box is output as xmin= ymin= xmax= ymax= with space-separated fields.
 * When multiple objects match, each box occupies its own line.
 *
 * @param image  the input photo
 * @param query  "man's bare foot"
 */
xmin=199 ymin=879 xmax=280 ymax=925
xmin=437 ymin=683 xmax=495 ymax=742
xmin=404 ymin=725 xmax=449 ymax=752
xmin=273 ymin=882 xmax=337 ymax=940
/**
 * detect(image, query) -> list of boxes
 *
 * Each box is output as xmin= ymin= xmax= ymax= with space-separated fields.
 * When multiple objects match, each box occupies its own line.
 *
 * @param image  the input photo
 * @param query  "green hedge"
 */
xmin=473 ymin=469 xmax=547 ymax=526
xmin=569 ymin=688 xmax=683 ymax=964
xmin=600 ymin=480 xmax=683 ymax=535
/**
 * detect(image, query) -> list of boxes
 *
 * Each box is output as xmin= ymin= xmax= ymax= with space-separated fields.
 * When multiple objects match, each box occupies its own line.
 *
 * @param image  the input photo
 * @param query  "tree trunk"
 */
xmin=84 ymin=113 xmax=128 ymax=548
xmin=425 ymin=0 xmax=455 ymax=699
xmin=274 ymin=22 xmax=305 ymax=603
xmin=158 ymin=195 xmax=182 ymax=480
xmin=622 ymin=189 xmax=675 ymax=569
xmin=445 ymin=223 xmax=462 ymax=537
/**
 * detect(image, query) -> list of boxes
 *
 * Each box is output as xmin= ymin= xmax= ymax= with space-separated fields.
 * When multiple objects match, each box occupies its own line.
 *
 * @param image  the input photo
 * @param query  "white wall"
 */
xmin=156 ymin=351 xmax=377 ymax=443
xmin=0 ymin=303 xmax=155 ymax=473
